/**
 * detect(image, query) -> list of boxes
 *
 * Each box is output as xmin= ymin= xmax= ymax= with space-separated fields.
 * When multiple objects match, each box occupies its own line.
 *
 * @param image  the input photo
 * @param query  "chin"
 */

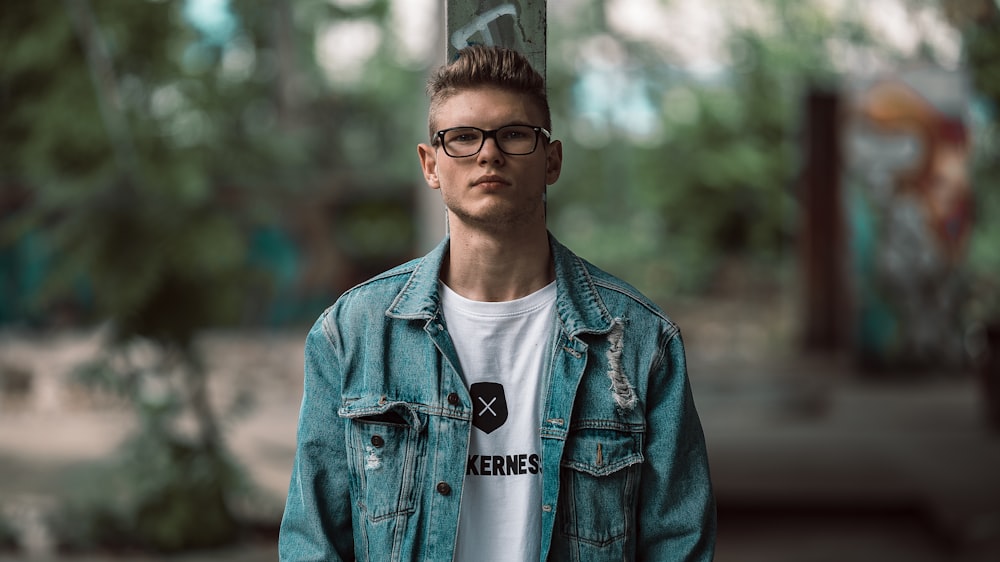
xmin=452 ymin=208 xmax=542 ymax=231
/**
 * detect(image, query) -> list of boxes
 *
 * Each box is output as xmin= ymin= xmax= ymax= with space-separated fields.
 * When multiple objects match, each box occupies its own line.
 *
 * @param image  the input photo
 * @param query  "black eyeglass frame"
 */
xmin=432 ymin=125 xmax=552 ymax=158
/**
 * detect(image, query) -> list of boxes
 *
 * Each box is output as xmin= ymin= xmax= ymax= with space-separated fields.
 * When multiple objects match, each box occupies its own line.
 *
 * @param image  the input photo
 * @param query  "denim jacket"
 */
xmin=279 ymin=234 xmax=716 ymax=561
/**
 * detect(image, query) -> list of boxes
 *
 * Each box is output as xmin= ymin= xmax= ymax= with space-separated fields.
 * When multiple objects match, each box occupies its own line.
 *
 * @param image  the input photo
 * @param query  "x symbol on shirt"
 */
xmin=478 ymin=396 xmax=497 ymax=417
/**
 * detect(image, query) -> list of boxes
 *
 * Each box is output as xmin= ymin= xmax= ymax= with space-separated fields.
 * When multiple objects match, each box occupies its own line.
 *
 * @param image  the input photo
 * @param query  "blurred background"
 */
xmin=2 ymin=0 xmax=1000 ymax=560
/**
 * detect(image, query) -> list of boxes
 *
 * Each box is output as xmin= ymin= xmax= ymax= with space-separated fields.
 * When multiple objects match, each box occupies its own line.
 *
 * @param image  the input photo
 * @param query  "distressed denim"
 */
xmin=279 ymin=234 xmax=716 ymax=561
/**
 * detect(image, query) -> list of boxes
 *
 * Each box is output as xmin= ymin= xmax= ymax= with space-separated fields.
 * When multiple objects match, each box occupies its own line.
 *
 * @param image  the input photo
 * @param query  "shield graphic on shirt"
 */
xmin=470 ymin=382 xmax=508 ymax=434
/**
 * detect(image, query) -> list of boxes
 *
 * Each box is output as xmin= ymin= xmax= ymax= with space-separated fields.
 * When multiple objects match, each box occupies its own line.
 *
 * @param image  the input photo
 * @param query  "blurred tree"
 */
xmin=946 ymin=0 xmax=1000 ymax=324
xmin=0 ymin=0 xmax=311 ymax=551
xmin=1 ymin=0 xmax=431 ymax=551
xmin=1 ymin=0 xmax=988 ymax=547
xmin=545 ymin=0 xmax=955 ymax=301
xmin=0 ymin=518 xmax=14 ymax=552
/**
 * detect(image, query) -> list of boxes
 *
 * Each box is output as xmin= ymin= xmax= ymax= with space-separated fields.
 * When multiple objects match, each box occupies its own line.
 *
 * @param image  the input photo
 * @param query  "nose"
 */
xmin=478 ymin=133 xmax=505 ymax=164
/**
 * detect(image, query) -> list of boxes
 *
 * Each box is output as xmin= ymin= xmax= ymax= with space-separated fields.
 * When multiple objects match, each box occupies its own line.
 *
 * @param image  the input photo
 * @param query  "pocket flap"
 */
xmin=561 ymin=428 xmax=643 ymax=477
xmin=340 ymin=396 xmax=424 ymax=432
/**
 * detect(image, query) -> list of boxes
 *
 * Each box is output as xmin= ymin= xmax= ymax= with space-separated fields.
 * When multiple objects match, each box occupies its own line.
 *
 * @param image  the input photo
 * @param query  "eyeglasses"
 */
xmin=433 ymin=125 xmax=551 ymax=158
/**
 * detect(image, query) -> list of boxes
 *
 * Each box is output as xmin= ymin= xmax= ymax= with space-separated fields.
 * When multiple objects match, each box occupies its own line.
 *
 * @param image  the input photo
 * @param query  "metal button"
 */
xmin=447 ymin=392 xmax=460 ymax=406
xmin=436 ymin=481 xmax=451 ymax=496
xmin=370 ymin=435 xmax=384 ymax=448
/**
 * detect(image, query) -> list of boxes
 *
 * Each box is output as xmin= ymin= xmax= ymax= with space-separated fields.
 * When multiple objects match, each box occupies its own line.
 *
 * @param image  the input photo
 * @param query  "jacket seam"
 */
xmin=590 ymin=278 xmax=678 ymax=333
xmin=569 ymin=255 xmax=614 ymax=331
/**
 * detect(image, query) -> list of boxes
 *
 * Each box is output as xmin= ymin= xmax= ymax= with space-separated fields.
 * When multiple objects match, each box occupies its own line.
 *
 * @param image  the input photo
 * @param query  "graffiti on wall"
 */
xmin=844 ymin=69 xmax=973 ymax=369
xmin=446 ymin=0 xmax=545 ymax=75
xmin=450 ymin=4 xmax=519 ymax=51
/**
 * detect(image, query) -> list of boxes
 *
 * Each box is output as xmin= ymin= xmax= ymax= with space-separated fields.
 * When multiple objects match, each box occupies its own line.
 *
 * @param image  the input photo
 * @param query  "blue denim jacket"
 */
xmin=279 ymin=235 xmax=716 ymax=561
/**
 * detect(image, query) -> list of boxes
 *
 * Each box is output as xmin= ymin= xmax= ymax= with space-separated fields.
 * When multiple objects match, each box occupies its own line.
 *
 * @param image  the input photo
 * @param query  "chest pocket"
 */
xmin=341 ymin=397 xmax=427 ymax=522
xmin=557 ymin=425 xmax=644 ymax=550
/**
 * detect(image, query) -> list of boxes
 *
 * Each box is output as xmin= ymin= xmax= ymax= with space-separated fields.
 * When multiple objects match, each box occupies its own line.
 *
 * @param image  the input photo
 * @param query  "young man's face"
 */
xmin=418 ymin=87 xmax=562 ymax=234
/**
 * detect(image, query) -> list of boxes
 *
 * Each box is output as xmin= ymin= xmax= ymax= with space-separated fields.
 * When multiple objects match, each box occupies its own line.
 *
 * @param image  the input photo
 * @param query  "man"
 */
xmin=279 ymin=45 xmax=716 ymax=561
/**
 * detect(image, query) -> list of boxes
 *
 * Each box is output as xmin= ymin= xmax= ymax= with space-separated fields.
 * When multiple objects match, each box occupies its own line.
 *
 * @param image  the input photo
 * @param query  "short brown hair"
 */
xmin=426 ymin=45 xmax=550 ymax=138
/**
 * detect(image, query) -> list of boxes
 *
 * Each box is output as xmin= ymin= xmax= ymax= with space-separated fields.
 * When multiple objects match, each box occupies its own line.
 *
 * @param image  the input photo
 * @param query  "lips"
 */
xmin=473 ymin=174 xmax=510 ymax=187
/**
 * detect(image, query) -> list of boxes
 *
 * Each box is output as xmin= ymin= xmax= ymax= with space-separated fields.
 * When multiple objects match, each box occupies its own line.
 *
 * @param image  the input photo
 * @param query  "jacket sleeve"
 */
xmin=636 ymin=328 xmax=717 ymax=560
xmin=278 ymin=309 xmax=355 ymax=561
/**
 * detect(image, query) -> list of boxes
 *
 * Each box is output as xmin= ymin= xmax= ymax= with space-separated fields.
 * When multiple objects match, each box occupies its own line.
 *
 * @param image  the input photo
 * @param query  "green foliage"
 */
xmin=54 ymin=347 xmax=249 ymax=553
xmin=546 ymin=0 xmax=966 ymax=301
xmin=0 ymin=516 xmax=15 ymax=551
xmin=2 ymin=0 xmax=307 ymax=331
xmin=1 ymin=1 xmax=303 ymax=551
xmin=965 ymin=13 xmax=1000 ymax=103
xmin=2 ymin=0 xmax=994 ymax=549
xmin=547 ymin=0 xmax=858 ymax=297
xmin=42 ymin=185 xmax=254 ymax=346
xmin=52 ymin=432 xmax=243 ymax=553
xmin=967 ymin=134 xmax=1000 ymax=323
xmin=961 ymin=6 xmax=1000 ymax=322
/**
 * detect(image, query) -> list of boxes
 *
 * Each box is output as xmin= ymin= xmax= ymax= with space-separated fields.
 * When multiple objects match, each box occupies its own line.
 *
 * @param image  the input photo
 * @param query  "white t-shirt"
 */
xmin=440 ymin=281 xmax=557 ymax=562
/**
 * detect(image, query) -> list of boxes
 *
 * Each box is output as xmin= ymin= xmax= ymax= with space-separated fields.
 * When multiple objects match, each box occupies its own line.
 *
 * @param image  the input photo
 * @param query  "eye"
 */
xmin=445 ymin=128 xmax=481 ymax=144
xmin=501 ymin=127 xmax=531 ymax=140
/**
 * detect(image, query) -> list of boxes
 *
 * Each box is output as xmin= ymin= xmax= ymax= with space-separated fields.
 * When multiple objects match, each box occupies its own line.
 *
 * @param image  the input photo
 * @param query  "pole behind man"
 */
xmin=279 ymin=45 xmax=716 ymax=561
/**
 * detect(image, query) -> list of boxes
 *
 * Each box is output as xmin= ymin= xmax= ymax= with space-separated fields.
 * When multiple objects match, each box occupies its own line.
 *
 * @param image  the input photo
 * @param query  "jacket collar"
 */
xmin=386 ymin=234 xmax=616 ymax=338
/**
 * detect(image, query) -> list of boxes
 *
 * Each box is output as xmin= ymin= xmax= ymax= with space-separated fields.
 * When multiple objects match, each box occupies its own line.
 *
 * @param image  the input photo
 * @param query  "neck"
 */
xmin=442 ymin=220 xmax=553 ymax=302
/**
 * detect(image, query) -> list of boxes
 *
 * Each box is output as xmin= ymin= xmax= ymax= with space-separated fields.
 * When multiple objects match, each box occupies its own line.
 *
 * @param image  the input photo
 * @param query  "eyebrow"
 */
xmin=436 ymin=122 xmax=538 ymax=131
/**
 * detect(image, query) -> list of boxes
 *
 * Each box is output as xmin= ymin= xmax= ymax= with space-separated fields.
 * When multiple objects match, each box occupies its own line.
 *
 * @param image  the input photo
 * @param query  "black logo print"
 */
xmin=470 ymin=382 xmax=508 ymax=434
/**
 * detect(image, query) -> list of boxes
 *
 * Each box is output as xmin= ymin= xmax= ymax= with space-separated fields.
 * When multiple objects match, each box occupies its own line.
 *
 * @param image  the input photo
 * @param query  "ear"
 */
xmin=545 ymin=139 xmax=563 ymax=186
xmin=417 ymin=143 xmax=440 ymax=189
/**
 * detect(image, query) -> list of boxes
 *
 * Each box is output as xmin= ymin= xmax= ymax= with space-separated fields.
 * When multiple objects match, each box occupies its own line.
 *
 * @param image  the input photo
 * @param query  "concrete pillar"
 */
xmin=446 ymin=0 xmax=546 ymax=74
